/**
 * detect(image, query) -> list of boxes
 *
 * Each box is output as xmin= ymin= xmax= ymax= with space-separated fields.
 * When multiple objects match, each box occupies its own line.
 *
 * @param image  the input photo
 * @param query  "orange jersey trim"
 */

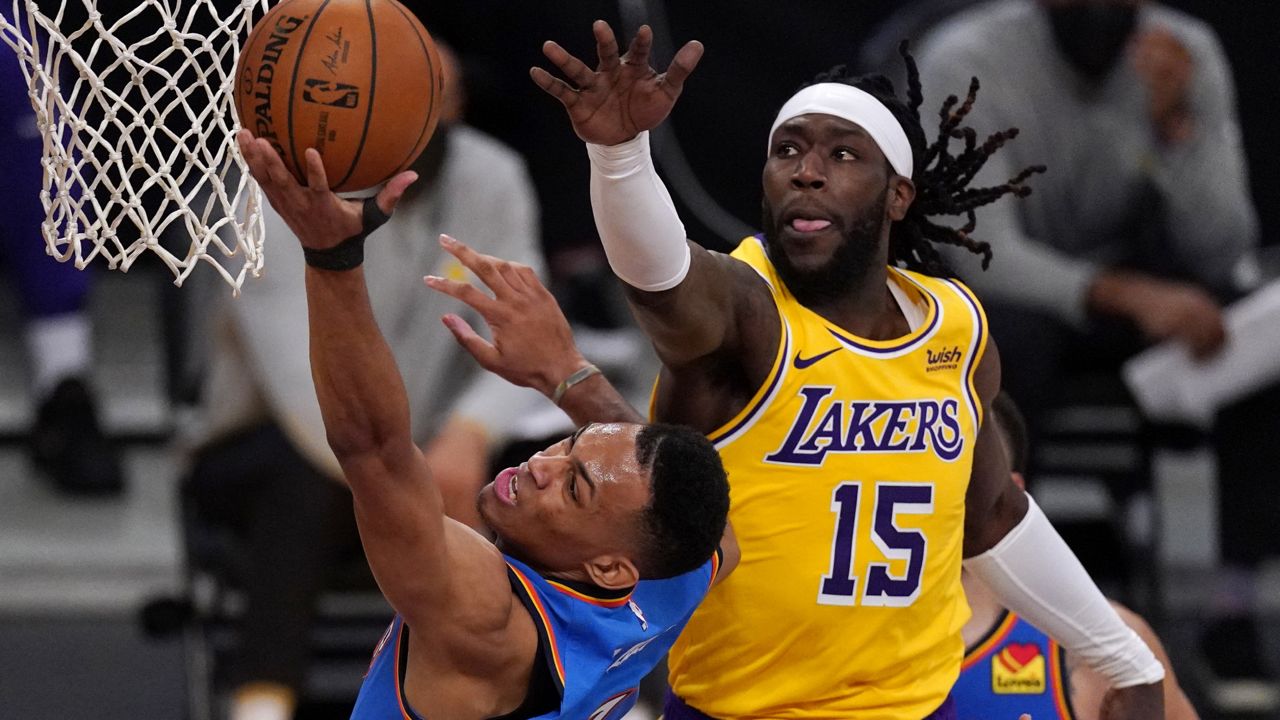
xmin=545 ymin=580 xmax=633 ymax=608
xmin=962 ymin=612 xmax=1018 ymax=672
xmin=509 ymin=565 xmax=568 ymax=685
xmin=392 ymin=622 xmax=421 ymax=720
xmin=1049 ymin=641 xmax=1075 ymax=720
xmin=708 ymin=548 xmax=722 ymax=590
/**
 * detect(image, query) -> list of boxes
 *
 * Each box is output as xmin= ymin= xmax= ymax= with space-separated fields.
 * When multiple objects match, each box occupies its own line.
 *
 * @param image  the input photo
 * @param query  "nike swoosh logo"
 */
xmin=793 ymin=347 xmax=840 ymax=369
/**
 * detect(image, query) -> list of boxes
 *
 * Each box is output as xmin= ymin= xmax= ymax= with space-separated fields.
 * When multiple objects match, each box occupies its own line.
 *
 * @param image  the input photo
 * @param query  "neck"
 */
xmin=802 ymin=263 xmax=906 ymax=339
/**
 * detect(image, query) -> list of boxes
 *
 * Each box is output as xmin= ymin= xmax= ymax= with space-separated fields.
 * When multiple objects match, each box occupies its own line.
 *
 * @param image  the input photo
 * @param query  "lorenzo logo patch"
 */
xmin=992 ymin=642 xmax=1047 ymax=694
xmin=303 ymin=79 xmax=360 ymax=108
xmin=925 ymin=345 xmax=962 ymax=372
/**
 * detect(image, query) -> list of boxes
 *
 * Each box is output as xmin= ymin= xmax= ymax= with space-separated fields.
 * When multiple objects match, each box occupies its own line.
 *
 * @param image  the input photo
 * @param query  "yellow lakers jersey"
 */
xmin=665 ymin=237 xmax=989 ymax=719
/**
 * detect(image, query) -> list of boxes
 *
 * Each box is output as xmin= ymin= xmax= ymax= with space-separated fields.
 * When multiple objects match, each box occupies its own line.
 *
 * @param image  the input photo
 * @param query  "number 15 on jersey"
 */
xmin=818 ymin=481 xmax=935 ymax=607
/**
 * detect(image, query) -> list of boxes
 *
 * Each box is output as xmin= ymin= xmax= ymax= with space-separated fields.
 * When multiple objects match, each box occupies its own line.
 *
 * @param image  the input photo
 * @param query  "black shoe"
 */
xmin=29 ymin=377 xmax=125 ymax=496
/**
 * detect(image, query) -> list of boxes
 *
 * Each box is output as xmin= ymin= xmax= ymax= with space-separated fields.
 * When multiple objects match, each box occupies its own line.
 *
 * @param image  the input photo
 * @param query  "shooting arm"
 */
xmin=306 ymin=266 xmax=459 ymax=624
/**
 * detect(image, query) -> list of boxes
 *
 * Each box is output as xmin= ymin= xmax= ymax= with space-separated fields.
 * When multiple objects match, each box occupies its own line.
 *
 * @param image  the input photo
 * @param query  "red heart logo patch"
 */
xmin=998 ymin=642 xmax=1042 ymax=672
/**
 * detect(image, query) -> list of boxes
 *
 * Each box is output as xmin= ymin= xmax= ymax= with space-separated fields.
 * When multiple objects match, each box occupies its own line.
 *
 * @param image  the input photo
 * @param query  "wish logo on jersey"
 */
xmin=765 ymin=388 xmax=965 ymax=465
xmin=992 ymin=642 xmax=1047 ymax=694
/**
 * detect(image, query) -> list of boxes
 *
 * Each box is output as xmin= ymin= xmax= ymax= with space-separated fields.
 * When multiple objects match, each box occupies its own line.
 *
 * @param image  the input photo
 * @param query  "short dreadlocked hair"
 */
xmin=806 ymin=42 xmax=1045 ymax=277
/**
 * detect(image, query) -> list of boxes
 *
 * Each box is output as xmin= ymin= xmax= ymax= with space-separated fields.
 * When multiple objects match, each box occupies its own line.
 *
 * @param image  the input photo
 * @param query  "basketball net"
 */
xmin=0 ymin=0 xmax=270 ymax=292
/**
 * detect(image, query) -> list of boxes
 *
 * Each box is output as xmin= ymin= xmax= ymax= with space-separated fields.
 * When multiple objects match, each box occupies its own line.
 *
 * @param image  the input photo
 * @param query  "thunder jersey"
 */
xmin=666 ymin=237 xmax=988 ymax=719
xmin=953 ymin=612 xmax=1075 ymax=720
xmin=351 ymin=552 xmax=719 ymax=720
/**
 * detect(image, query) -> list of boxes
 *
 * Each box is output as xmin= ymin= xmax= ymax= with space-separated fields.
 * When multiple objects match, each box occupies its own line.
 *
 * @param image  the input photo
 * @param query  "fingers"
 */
xmin=424 ymin=273 xmax=497 ymax=315
xmin=624 ymin=24 xmax=652 ymax=69
xmin=437 ymin=234 xmax=517 ymax=297
xmin=497 ymin=257 xmax=537 ymax=293
xmin=303 ymin=148 xmax=330 ymax=192
xmin=593 ymin=19 xmax=620 ymax=72
xmin=256 ymin=137 xmax=300 ymax=190
xmin=377 ymin=170 xmax=419 ymax=215
xmin=662 ymin=39 xmax=704 ymax=93
xmin=441 ymin=314 xmax=499 ymax=368
xmin=541 ymin=40 xmax=595 ymax=89
xmin=1190 ymin=321 xmax=1227 ymax=360
xmin=529 ymin=66 xmax=579 ymax=107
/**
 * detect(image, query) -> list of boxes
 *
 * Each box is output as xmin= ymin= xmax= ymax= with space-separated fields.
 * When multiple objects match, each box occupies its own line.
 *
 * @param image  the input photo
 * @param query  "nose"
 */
xmin=526 ymin=454 xmax=566 ymax=490
xmin=791 ymin=151 xmax=826 ymax=190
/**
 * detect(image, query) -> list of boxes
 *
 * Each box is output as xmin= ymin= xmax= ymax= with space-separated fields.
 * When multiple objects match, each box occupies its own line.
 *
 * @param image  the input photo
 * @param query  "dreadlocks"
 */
xmin=808 ymin=42 xmax=1046 ymax=277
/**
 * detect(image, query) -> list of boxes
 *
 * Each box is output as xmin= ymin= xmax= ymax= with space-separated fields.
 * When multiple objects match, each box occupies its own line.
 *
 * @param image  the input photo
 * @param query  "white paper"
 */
xmin=1123 ymin=279 xmax=1280 ymax=427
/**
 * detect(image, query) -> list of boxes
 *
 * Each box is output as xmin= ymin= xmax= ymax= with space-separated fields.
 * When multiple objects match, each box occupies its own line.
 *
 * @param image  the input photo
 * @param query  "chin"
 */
xmin=476 ymin=485 xmax=499 ymax=524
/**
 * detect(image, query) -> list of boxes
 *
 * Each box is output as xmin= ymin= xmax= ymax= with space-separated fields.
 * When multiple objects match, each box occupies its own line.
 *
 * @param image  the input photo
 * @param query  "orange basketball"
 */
xmin=234 ymin=0 xmax=443 ymax=192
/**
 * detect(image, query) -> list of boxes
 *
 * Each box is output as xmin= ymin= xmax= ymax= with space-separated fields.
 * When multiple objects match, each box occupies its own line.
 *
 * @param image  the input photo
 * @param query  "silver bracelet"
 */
xmin=552 ymin=364 xmax=601 ymax=406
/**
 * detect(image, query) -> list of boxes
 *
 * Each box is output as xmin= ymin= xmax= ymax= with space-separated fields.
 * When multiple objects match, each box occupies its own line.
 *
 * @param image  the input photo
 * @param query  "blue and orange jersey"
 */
xmin=666 ymin=236 xmax=988 ymax=719
xmin=351 ymin=551 xmax=720 ymax=719
xmin=953 ymin=611 xmax=1075 ymax=720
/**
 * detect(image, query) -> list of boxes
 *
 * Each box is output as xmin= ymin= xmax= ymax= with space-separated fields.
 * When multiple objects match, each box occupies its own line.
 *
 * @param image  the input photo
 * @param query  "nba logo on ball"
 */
xmin=303 ymin=79 xmax=360 ymax=108
xmin=234 ymin=0 xmax=445 ymax=192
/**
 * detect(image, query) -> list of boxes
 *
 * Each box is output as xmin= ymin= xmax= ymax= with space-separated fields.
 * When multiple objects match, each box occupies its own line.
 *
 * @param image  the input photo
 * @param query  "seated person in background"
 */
xmin=917 ymin=0 xmax=1279 ymax=686
xmin=1 ymin=16 xmax=122 ymax=495
xmin=236 ymin=132 xmax=736 ymax=720
xmin=188 ymin=43 xmax=549 ymax=720
xmin=954 ymin=392 xmax=1198 ymax=720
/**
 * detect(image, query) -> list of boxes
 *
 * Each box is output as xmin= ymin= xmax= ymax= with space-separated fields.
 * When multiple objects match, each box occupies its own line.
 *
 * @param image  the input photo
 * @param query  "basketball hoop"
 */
xmin=0 ymin=0 xmax=270 ymax=292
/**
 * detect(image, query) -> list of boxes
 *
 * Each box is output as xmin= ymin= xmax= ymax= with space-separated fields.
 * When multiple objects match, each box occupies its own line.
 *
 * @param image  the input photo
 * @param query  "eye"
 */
xmin=774 ymin=142 xmax=798 ymax=158
xmin=833 ymin=147 xmax=859 ymax=161
xmin=568 ymin=475 xmax=578 ymax=501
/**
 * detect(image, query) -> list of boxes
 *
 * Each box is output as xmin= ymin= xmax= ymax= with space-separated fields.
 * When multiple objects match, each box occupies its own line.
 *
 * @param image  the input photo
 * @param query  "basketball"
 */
xmin=234 ymin=0 xmax=443 ymax=192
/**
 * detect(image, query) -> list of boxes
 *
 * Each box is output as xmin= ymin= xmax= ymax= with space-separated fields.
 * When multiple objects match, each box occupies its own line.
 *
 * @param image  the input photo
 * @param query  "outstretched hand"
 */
xmin=235 ymin=130 xmax=417 ymax=250
xmin=424 ymin=235 xmax=590 ymax=399
xmin=530 ymin=20 xmax=703 ymax=146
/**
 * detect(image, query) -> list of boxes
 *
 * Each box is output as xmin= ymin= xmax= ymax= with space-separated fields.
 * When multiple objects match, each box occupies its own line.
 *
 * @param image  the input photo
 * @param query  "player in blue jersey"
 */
xmin=236 ymin=132 xmax=735 ymax=720
xmin=953 ymin=393 xmax=1198 ymax=720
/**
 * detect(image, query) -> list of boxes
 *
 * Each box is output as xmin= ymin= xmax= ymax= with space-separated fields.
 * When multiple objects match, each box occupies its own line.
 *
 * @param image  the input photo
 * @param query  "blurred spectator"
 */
xmin=916 ymin=0 xmax=1278 ymax=693
xmin=0 ymin=10 xmax=123 ymax=496
xmin=186 ymin=43 xmax=545 ymax=720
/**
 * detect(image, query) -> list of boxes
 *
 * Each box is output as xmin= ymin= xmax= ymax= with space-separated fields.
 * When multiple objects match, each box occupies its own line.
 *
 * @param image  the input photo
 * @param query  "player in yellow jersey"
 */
xmin=532 ymin=20 xmax=1167 ymax=720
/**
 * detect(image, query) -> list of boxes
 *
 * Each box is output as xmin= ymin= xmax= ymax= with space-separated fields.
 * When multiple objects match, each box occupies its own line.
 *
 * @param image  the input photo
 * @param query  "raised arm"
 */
xmin=237 ymin=133 xmax=510 ymax=631
xmin=425 ymin=235 xmax=642 ymax=425
xmin=532 ymin=21 xmax=767 ymax=369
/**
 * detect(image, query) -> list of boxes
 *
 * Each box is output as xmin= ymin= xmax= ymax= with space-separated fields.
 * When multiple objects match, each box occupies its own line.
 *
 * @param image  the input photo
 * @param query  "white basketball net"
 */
xmin=0 ymin=0 xmax=269 ymax=291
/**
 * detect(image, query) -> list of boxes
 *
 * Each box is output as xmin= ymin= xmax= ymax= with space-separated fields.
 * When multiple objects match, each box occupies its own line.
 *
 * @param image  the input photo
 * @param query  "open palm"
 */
xmin=530 ymin=20 xmax=703 ymax=146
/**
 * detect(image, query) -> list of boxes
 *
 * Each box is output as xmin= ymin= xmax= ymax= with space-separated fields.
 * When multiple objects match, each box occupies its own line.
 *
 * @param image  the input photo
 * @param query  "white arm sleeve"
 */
xmin=586 ymin=132 xmax=691 ymax=292
xmin=964 ymin=496 xmax=1166 ymax=688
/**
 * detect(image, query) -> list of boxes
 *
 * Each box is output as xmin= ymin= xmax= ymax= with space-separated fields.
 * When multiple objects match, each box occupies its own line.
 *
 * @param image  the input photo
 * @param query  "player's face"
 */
xmin=478 ymin=423 xmax=653 ymax=577
xmin=761 ymin=114 xmax=894 ymax=303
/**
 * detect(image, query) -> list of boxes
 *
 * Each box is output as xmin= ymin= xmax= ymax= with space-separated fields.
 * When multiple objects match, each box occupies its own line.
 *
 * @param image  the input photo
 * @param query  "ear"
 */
xmin=1010 ymin=471 xmax=1027 ymax=492
xmin=583 ymin=554 xmax=640 ymax=590
xmin=886 ymin=175 xmax=916 ymax=222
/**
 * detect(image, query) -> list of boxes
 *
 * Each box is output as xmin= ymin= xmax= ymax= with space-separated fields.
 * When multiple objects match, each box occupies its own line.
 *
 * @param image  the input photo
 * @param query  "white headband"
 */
xmin=768 ymin=83 xmax=914 ymax=178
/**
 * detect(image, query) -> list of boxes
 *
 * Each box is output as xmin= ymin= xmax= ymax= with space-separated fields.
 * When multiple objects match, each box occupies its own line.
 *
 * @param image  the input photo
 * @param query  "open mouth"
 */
xmin=493 ymin=467 xmax=519 ymax=506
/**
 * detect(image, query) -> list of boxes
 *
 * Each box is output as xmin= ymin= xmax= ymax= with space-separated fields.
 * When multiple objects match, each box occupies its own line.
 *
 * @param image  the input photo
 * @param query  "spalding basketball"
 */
xmin=234 ymin=0 xmax=443 ymax=192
